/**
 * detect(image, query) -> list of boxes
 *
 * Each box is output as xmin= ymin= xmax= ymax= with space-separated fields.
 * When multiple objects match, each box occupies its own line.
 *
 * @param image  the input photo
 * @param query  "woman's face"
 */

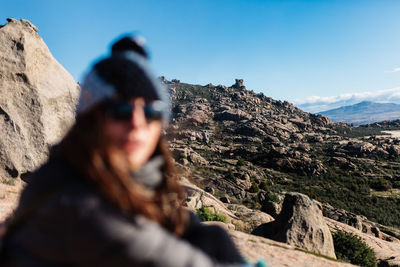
xmin=103 ymin=97 xmax=162 ymax=169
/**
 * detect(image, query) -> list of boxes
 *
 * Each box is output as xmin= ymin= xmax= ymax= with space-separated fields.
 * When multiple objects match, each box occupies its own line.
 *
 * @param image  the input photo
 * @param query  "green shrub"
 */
xmin=393 ymin=181 xmax=400 ymax=189
xmin=259 ymin=181 xmax=269 ymax=191
xmin=350 ymin=183 xmax=359 ymax=192
xmin=370 ymin=178 xmax=391 ymax=191
xmin=196 ymin=207 xmax=227 ymax=222
xmin=225 ymin=168 xmax=236 ymax=182
xmin=236 ymin=158 xmax=245 ymax=167
xmin=265 ymin=191 xmax=279 ymax=202
xmin=243 ymin=199 xmax=261 ymax=210
xmin=249 ymin=182 xmax=260 ymax=193
xmin=333 ymin=231 xmax=377 ymax=267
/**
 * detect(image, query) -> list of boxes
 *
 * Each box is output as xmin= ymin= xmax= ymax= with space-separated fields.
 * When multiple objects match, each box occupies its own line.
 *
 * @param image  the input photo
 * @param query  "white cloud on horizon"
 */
xmin=293 ymin=87 xmax=400 ymax=113
xmin=387 ymin=67 xmax=400 ymax=73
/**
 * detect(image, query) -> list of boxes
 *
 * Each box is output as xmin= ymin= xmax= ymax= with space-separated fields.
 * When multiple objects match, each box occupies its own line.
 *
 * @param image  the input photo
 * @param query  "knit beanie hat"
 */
xmin=76 ymin=35 xmax=170 ymax=122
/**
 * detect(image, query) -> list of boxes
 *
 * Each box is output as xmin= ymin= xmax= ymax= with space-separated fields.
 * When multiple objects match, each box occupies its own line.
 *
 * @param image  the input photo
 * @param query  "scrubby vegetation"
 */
xmin=196 ymin=207 xmax=227 ymax=223
xmin=278 ymin=171 xmax=400 ymax=227
xmin=333 ymin=231 xmax=377 ymax=267
xmin=333 ymin=124 xmax=398 ymax=138
xmin=168 ymin=81 xmax=400 ymax=229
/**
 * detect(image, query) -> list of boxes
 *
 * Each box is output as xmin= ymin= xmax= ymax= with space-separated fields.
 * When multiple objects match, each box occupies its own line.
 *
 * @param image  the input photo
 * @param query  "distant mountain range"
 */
xmin=318 ymin=101 xmax=400 ymax=125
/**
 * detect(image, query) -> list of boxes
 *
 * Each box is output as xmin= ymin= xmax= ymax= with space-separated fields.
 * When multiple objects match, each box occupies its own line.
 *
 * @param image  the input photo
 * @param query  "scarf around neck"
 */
xmin=130 ymin=155 xmax=164 ymax=190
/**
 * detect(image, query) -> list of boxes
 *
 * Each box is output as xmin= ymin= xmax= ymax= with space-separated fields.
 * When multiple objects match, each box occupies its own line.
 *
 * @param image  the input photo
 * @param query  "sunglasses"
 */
xmin=104 ymin=100 xmax=164 ymax=122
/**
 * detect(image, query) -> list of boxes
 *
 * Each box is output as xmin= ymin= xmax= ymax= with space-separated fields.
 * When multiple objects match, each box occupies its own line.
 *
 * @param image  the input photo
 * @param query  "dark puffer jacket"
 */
xmin=2 ymin=159 xmax=245 ymax=266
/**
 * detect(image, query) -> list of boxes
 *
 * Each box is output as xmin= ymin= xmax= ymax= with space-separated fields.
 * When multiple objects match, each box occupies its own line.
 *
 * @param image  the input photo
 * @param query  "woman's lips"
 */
xmin=124 ymin=140 xmax=144 ymax=151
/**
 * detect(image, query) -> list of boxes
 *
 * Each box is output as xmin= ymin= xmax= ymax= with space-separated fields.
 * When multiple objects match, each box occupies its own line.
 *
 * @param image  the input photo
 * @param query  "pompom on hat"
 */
xmin=77 ymin=35 xmax=170 ymax=123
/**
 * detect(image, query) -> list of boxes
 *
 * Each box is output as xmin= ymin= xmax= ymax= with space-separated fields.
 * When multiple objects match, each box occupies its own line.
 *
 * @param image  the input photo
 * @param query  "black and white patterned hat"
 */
xmin=77 ymin=35 xmax=170 ymax=122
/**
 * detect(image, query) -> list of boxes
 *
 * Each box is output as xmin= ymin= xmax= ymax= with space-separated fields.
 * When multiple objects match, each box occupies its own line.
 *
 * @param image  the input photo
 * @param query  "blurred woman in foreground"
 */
xmin=1 ymin=36 xmax=265 ymax=266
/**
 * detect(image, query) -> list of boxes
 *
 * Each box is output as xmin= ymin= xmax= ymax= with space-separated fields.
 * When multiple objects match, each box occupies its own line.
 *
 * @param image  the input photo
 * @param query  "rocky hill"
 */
xmin=165 ymin=79 xmax=400 ymax=265
xmin=319 ymin=101 xmax=400 ymax=125
xmin=166 ymin=80 xmax=400 ymax=229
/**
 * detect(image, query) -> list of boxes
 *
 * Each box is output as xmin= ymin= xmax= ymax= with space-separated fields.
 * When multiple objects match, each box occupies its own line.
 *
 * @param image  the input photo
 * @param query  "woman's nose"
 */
xmin=130 ymin=105 xmax=147 ymax=129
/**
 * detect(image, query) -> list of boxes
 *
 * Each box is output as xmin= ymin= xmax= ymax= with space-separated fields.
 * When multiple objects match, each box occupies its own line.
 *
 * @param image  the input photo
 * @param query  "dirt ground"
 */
xmin=381 ymin=130 xmax=400 ymax=138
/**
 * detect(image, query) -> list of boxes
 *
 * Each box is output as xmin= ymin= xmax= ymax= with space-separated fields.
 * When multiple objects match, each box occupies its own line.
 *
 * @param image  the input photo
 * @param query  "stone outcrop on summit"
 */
xmin=0 ymin=19 xmax=79 ymax=180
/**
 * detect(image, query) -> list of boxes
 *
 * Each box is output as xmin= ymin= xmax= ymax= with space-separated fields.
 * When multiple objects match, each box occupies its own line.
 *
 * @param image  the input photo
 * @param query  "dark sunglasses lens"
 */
xmin=106 ymin=103 xmax=133 ymax=120
xmin=106 ymin=101 xmax=163 ymax=122
xmin=144 ymin=106 xmax=163 ymax=122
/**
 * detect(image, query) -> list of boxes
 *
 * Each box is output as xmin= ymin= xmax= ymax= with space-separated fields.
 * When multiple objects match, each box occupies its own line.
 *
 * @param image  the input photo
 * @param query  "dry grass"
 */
xmin=371 ymin=189 xmax=400 ymax=198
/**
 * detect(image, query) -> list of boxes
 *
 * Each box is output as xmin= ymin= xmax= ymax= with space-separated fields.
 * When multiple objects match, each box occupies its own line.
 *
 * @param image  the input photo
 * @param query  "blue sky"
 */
xmin=3 ymin=0 xmax=400 ymax=112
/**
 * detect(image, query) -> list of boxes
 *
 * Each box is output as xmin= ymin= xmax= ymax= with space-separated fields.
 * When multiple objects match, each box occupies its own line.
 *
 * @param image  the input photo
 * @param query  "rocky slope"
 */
xmin=165 ymin=79 xmax=400 ymax=266
xmin=181 ymin=170 xmax=400 ymax=266
xmin=166 ymin=79 xmax=400 ymax=228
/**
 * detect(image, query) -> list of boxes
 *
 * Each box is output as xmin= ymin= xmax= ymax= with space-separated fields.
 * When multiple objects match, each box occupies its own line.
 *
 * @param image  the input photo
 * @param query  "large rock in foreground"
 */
xmin=252 ymin=192 xmax=336 ymax=258
xmin=0 ymin=19 xmax=79 ymax=179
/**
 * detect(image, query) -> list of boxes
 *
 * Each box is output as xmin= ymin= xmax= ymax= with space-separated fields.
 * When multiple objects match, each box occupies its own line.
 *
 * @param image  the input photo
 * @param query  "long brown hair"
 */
xmin=51 ymin=105 xmax=188 ymax=236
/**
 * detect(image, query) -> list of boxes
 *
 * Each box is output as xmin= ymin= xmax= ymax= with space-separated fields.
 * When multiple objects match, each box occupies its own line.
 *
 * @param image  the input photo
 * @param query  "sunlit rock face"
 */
xmin=252 ymin=192 xmax=336 ymax=259
xmin=0 ymin=18 xmax=79 ymax=180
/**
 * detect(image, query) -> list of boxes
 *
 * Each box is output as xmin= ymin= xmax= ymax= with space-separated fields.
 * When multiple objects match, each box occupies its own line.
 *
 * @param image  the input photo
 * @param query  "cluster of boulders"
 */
xmin=164 ymin=77 xmax=400 ymax=265
xmin=181 ymin=177 xmax=400 ymax=266
xmin=182 ymin=175 xmax=337 ymax=258
xmin=167 ymin=79 xmax=338 ymax=181
xmin=166 ymin=76 xmax=400 ymax=197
